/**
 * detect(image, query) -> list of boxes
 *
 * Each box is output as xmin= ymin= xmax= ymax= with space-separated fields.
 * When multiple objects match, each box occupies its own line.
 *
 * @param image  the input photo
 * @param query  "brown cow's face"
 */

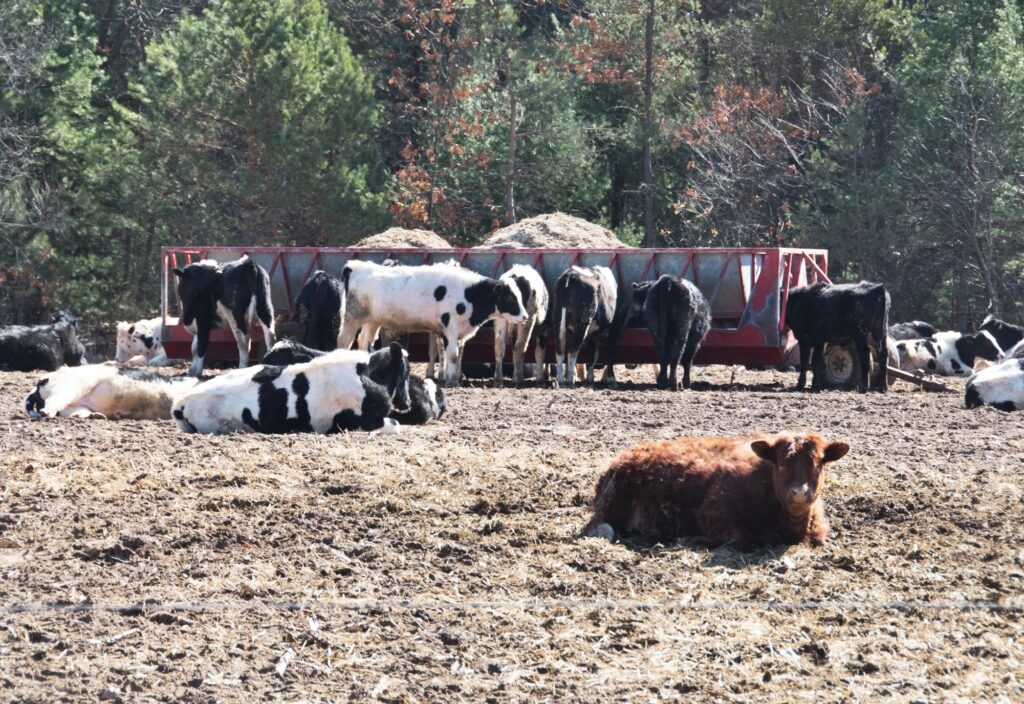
xmin=751 ymin=436 xmax=849 ymax=515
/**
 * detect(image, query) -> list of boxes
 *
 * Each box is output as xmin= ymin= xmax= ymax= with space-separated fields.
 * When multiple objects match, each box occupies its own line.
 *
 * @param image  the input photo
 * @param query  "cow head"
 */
xmin=369 ymin=342 xmax=411 ymax=412
xmin=50 ymin=310 xmax=86 ymax=366
xmin=25 ymin=377 xmax=50 ymax=418
xmin=262 ymin=339 xmax=325 ymax=366
xmin=115 ymin=321 xmax=157 ymax=363
xmin=750 ymin=434 xmax=849 ymax=516
xmin=173 ymin=261 xmax=223 ymax=322
xmin=493 ymin=279 xmax=526 ymax=324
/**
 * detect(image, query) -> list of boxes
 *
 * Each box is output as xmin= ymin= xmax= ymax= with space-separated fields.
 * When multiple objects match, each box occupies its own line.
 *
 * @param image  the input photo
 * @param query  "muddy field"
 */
xmin=2 ymin=364 xmax=1023 ymax=702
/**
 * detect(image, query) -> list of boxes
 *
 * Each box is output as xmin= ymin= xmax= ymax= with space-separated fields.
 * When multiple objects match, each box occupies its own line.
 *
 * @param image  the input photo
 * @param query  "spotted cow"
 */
xmin=26 ymin=364 xmax=198 ymax=420
xmin=494 ymin=265 xmax=549 ymax=387
xmin=115 ymin=317 xmax=170 ymax=366
xmin=895 ymin=330 xmax=1002 ymax=376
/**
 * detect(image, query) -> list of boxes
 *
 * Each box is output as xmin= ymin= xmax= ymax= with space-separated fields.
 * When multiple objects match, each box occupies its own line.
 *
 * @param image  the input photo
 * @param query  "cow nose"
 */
xmin=787 ymin=485 xmax=811 ymax=504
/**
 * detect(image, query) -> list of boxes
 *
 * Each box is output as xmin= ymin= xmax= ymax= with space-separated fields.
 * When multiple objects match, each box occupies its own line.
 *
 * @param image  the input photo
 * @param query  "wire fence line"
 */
xmin=4 ymin=598 xmax=1022 ymax=616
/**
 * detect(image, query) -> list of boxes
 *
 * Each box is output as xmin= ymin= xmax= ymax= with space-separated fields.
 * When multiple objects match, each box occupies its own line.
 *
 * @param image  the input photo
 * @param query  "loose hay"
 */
xmin=478 ymin=212 xmax=628 ymax=249
xmin=353 ymin=228 xmax=451 ymax=249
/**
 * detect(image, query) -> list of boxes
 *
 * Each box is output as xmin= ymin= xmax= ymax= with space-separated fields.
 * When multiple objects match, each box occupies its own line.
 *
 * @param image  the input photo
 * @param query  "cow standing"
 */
xmin=0 ymin=311 xmax=86 ymax=372
xmin=547 ymin=265 xmax=620 ymax=388
xmin=294 ymin=271 xmax=346 ymax=352
xmin=172 ymin=256 xmax=276 ymax=376
xmin=785 ymin=281 xmax=890 ymax=393
xmin=494 ymin=265 xmax=549 ymax=387
xmin=631 ymin=275 xmax=710 ymax=390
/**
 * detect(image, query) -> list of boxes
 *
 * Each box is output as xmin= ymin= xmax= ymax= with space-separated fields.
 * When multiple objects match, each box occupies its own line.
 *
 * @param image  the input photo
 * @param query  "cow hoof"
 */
xmin=585 ymin=522 xmax=615 ymax=541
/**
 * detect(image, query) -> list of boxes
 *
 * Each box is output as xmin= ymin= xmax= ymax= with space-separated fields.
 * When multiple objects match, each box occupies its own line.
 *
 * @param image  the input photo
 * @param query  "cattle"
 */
xmin=582 ymin=433 xmax=849 ymax=548
xmin=115 ymin=317 xmax=169 ymax=366
xmin=172 ymin=343 xmax=411 ymax=434
xmin=965 ymin=358 xmax=1024 ymax=412
xmin=888 ymin=320 xmax=936 ymax=341
xmin=338 ymin=260 xmax=526 ymax=387
xmin=0 ymin=311 xmax=86 ymax=372
xmin=26 ymin=364 xmax=198 ymax=420
xmin=172 ymin=256 xmax=276 ymax=377
xmin=547 ymin=265 xmax=620 ymax=388
xmin=979 ymin=315 xmax=1024 ymax=354
xmin=295 ymin=270 xmax=345 ymax=352
xmin=784 ymin=281 xmax=890 ymax=393
xmin=895 ymin=330 xmax=1002 ymax=376
xmin=630 ymin=275 xmax=710 ymax=390
xmin=261 ymin=339 xmax=445 ymax=424
xmin=494 ymin=265 xmax=549 ymax=387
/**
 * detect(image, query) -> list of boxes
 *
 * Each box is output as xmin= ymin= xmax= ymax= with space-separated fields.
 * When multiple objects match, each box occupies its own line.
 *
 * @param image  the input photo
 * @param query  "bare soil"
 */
xmin=1 ymin=365 xmax=1023 ymax=702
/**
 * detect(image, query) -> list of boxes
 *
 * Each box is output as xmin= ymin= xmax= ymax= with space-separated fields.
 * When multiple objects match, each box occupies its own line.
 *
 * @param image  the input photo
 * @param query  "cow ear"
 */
xmin=632 ymin=282 xmax=640 ymax=290
xmin=750 ymin=440 xmax=776 ymax=462
xmin=172 ymin=267 xmax=185 ymax=278
xmin=128 ymin=325 xmax=135 ymax=334
xmin=388 ymin=341 xmax=404 ymax=360
xmin=822 ymin=442 xmax=850 ymax=464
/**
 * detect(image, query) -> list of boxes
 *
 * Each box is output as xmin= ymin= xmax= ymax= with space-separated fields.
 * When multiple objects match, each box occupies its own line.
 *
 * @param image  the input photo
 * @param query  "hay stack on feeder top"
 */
xmin=353 ymin=227 xmax=452 ymax=249
xmin=478 ymin=213 xmax=629 ymax=249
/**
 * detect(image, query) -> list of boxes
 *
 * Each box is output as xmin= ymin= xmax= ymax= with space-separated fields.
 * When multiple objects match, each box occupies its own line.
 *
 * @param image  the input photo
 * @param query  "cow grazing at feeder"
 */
xmin=0 ymin=311 xmax=86 ymax=372
xmin=895 ymin=330 xmax=1002 ymax=376
xmin=172 ymin=343 xmax=411 ymax=435
xmin=26 ymin=364 xmax=199 ymax=420
xmin=338 ymin=260 xmax=526 ymax=387
xmin=888 ymin=320 xmax=936 ymax=341
xmin=260 ymin=339 xmax=446 ymax=424
xmin=295 ymin=270 xmax=345 ymax=352
xmin=172 ymin=255 xmax=276 ymax=377
xmin=582 ymin=433 xmax=850 ymax=548
xmin=494 ymin=264 xmax=549 ymax=387
xmin=784 ymin=281 xmax=890 ymax=393
xmin=547 ymin=265 xmax=620 ymax=388
xmin=115 ymin=317 xmax=169 ymax=366
xmin=979 ymin=316 xmax=1024 ymax=355
xmin=630 ymin=275 xmax=710 ymax=390
xmin=966 ymin=358 xmax=1024 ymax=412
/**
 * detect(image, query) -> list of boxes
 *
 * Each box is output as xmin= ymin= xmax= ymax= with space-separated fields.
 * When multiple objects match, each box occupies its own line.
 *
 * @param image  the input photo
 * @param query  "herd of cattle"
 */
xmin=1 ymin=254 xmax=1023 ymax=547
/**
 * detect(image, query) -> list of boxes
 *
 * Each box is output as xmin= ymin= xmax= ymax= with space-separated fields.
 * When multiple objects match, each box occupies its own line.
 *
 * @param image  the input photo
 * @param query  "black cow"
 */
xmin=785 ymin=281 xmax=890 ymax=393
xmin=631 ymin=275 xmax=711 ymax=390
xmin=979 ymin=315 xmax=1024 ymax=354
xmin=295 ymin=270 xmax=345 ymax=352
xmin=888 ymin=320 xmax=936 ymax=341
xmin=546 ymin=265 xmax=620 ymax=388
xmin=0 ymin=311 xmax=86 ymax=372
xmin=172 ymin=255 xmax=276 ymax=376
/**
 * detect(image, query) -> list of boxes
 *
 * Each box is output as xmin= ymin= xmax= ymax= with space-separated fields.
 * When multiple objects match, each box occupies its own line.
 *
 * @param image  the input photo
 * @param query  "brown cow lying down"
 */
xmin=583 ymin=433 xmax=849 ymax=548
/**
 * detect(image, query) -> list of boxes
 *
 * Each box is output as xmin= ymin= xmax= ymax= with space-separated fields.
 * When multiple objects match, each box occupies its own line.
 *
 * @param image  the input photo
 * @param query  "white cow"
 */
xmin=25 ymin=364 xmax=198 ymax=420
xmin=966 ymin=357 xmax=1024 ymax=412
xmin=339 ymin=260 xmax=526 ymax=387
xmin=493 ymin=265 xmax=549 ymax=387
xmin=896 ymin=330 xmax=1002 ymax=376
xmin=115 ymin=317 xmax=170 ymax=366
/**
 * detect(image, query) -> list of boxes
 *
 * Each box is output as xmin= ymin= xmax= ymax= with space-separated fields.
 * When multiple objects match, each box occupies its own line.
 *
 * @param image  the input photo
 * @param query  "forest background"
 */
xmin=2 ymin=0 xmax=1023 ymax=330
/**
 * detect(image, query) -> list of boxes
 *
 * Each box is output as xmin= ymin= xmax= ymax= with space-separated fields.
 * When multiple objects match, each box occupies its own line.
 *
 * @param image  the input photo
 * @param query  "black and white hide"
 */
xmin=172 ymin=255 xmax=276 ymax=377
xmin=115 ymin=317 xmax=169 ymax=366
xmin=260 ymin=339 xmax=445 ymax=424
xmin=338 ymin=260 xmax=526 ymax=387
xmin=25 ymin=364 xmax=198 ymax=420
xmin=295 ymin=270 xmax=345 ymax=352
xmin=171 ymin=343 xmax=411 ymax=434
xmin=965 ymin=358 xmax=1024 ymax=412
xmin=0 ymin=311 xmax=86 ymax=372
xmin=979 ymin=315 xmax=1024 ymax=354
xmin=547 ymin=265 xmax=619 ymax=388
xmin=888 ymin=321 xmax=936 ymax=341
xmin=895 ymin=330 xmax=1002 ymax=376
xmin=494 ymin=265 xmax=549 ymax=387
xmin=631 ymin=275 xmax=711 ymax=390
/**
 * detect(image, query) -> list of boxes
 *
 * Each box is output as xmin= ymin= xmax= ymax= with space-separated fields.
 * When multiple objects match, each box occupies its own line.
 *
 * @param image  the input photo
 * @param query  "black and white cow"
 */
xmin=338 ymin=260 xmax=525 ymax=387
xmin=172 ymin=256 xmax=276 ymax=377
xmin=547 ymin=265 xmax=620 ymax=388
xmin=895 ymin=330 xmax=1002 ymax=376
xmin=888 ymin=320 xmax=936 ymax=341
xmin=115 ymin=317 xmax=169 ymax=366
xmin=784 ymin=281 xmax=890 ymax=393
xmin=979 ymin=315 xmax=1024 ymax=355
xmin=494 ymin=265 xmax=549 ymax=387
xmin=261 ymin=339 xmax=445 ymax=424
xmin=630 ymin=275 xmax=711 ymax=390
xmin=295 ymin=270 xmax=345 ymax=352
xmin=172 ymin=343 xmax=411 ymax=434
xmin=26 ymin=364 xmax=198 ymax=420
xmin=965 ymin=357 xmax=1024 ymax=412
xmin=0 ymin=311 xmax=86 ymax=372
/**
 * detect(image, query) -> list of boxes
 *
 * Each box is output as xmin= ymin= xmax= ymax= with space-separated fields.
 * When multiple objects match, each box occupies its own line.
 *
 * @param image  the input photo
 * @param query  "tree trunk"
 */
xmin=641 ymin=0 xmax=656 ymax=247
xmin=506 ymin=89 xmax=517 ymax=226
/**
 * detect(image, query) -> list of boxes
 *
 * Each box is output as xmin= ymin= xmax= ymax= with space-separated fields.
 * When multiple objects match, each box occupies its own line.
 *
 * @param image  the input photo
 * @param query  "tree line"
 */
xmin=1 ymin=0 xmax=1023 ymax=330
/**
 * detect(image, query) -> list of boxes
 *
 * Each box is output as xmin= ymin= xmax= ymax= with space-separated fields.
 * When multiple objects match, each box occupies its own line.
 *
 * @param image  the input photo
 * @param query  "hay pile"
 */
xmin=478 ymin=212 xmax=628 ymax=249
xmin=353 ymin=227 xmax=451 ymax=249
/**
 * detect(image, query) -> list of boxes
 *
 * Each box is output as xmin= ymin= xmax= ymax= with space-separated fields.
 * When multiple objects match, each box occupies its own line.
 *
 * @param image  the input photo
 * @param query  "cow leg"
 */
xmin=533 ymin=326 xmax=549 ymax=387
xmin=586 ymin=339 xmax=599 ymax=386
xmin=60 ymin=405 xmax=106 ymax=420
xmin=337 ymin=316 xmax=362 ymax=351
xmin=360 ymin=323 xmax=382 ymax=352
xmin=442 ymin=335 xmax=461 ymax=388
xmin=809 ymin=345 xmax=824 ymax=390
xmin=876 ymin=334 xmax=889 ymax=393
xmin=426 ymin=334 xmax=439 ymax=380
xmin=555 ymin=309 xmax=568 ymax=388
xmin=146 ymin=347 xmax=169 ymax=366
xmin=796 ymin=340 xmax=811 ymax=390
xmin=680 ymin=326 xmax=702 ymax=390
xmin=854 ymin=335 xmax=871 ymax=394
xmin=512 ymin=320 xmax=531 ymax=386
xmin=493 ymin=322 xmax=508 ymax=388
xmin=190 ymin=326 xmax=210 ymax=377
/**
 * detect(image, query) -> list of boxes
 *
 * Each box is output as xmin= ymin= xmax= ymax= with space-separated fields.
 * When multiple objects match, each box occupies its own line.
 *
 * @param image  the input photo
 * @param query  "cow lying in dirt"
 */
xmin=262 ymin=339 xmax=445 ymax=424
xmin=966 ymin=358 xmax=1024 ymax=412
xmin=172 ymin=343 xmax=410 ymax=434
xmin=896 ymin=330 xmax=1002 ymax=376
xmin=888 ymin=320 xmax=935 ymax=341
xmin=0 ymin=311 xmax=86 ymax=372
xmin=25 ymin=364 xmax=198 ymax=420
xmin=582 ymin=433 xmax=850 ymax=548
xmin=115 ymin=317 xmax=170 ymax=366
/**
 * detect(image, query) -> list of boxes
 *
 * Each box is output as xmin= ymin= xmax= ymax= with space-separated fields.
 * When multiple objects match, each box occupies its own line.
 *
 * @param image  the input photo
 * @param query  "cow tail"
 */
xmin=256 ymin=270 xmax=274 ymax=330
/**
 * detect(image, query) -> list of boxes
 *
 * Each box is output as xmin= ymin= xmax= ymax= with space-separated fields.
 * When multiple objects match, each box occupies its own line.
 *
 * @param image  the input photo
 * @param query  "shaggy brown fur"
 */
xmin=583 ymin=434 xmax=849 ymax=548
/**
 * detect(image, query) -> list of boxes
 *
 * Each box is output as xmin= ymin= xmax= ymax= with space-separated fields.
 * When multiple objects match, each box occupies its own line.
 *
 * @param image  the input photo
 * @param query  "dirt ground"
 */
xmin=1 ymin=363 xmax=1023 ymax=702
